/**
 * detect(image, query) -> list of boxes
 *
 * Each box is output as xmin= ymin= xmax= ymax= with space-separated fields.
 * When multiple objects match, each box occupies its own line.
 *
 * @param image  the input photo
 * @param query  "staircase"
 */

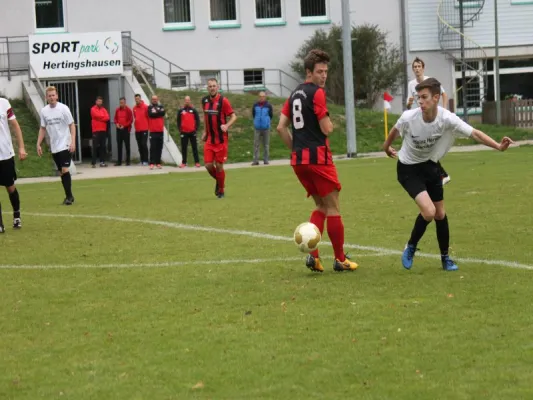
xmin=437 ymin=0 xmax=488 ymax=119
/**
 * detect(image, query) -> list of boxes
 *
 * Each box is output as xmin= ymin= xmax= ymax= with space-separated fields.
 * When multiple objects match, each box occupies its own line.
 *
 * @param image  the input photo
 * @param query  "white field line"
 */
xmin=0 ymin=254 xmax=386 ymax=270
xmin=7 ymin=212 xmax=533 ymax=271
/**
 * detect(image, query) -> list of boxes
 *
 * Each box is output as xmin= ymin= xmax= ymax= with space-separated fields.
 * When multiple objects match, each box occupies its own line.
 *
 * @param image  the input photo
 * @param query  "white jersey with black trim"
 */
xmin=395 ymin=107 xmax=474 ymax=164
xmin=0 ymin=98 xmax=16 ymax=161
xmin=40 ymin=102 xmax=74 ymax=154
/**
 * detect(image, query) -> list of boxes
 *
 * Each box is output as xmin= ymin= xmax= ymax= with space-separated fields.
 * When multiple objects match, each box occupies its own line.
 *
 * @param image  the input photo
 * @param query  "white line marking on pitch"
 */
xmin=19 ymin=212 xmax=533 ymax=271
xmin=0 ymin=254 xmax=385 ymax=270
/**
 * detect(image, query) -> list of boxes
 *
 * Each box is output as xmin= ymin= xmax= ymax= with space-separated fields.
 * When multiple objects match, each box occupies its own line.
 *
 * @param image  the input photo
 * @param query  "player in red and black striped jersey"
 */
xmin=278 ymin=49 xmax=358 ymax=273
xmin=201 ymin=78 xmax=237 ymax=199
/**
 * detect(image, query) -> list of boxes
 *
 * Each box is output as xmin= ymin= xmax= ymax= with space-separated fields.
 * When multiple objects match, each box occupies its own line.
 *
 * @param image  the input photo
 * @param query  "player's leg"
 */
xmin=398 ymin=162 xmax=436 ymax=269
xmin=6 ymin=184 xmax=20 ymax=228
xmin=55 ymin=151 xmax=74 ymax=205
xmin=214 ymin=145 xmax=228 ymax=198
xmin=203 ymin=144 xmax=218 ymax=195
xmin=149 ymin=134 xmax=157 ymax=169
xmin=0 ymin=199 xmax=3 ymax=233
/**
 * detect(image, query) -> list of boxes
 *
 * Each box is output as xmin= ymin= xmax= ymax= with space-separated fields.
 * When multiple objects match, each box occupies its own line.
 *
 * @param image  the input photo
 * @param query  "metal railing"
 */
xmin=437 ymin=0 xmax=488 ymax=118
xmin=28 ymin=63 xmax=46 ymax=103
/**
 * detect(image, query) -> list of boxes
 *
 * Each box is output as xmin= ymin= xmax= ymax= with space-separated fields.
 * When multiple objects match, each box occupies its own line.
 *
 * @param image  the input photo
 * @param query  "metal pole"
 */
xmin=459 ymin=0 xmax=468 ymax=122
xmin=494 ymin=0 xmax=501 ymax=124
xmin=400 ymin=0 xmax=409 ymax=109
xmin=6 ymin=37 xmax=11 ymax=81
xmin=342 ymin=0 xmax=357 ymax=157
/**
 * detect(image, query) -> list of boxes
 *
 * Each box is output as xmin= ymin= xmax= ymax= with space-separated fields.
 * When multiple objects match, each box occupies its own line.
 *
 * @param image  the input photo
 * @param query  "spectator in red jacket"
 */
xmin=177 ymin=96 xmax=201 ymax=168
xmin=147 ymin=95 xmax=166 ymax=169
xmin=90 ymin=96 xmax=110 ymax=167
xmin=113 ymin=97 xmax=133 ymax=166
xmin=133 ymin=94 xmax=149 ymax=166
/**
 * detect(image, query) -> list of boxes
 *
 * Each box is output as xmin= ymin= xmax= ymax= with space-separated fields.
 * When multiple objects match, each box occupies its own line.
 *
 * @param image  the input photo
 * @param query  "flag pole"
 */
xmin=384 ymin=107 xmax=388 ymax=140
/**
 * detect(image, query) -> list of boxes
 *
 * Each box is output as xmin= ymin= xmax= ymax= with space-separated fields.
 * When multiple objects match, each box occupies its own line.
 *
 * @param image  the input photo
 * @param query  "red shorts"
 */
xmin=204 ymin=142 xmax=228 ymax=164
xmin=292 ymin=164 xmax=341 ymax=198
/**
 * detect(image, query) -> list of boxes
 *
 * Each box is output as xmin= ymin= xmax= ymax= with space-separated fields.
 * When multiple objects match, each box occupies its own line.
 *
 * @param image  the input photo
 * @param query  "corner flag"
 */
xmin=383 ymin=92 xmax=394 ymax=139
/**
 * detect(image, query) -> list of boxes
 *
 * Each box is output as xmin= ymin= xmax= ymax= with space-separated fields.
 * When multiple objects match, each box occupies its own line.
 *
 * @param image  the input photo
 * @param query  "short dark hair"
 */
xmin=304 ymin=49 xmax=330 ymax=73
xmin=415 ymin=77 xmax=441 ymax=97
xmin=207 ymin=78 xmax=218 ymax=84
xmin=134 ymin=94 xmax=141 ymax=98
xmin=119 ymin=97 xmax=126 ymax=101
xmin=412 ymin=57 xmax=425 ymax=69
xmin=96 ymin=96 xmax=103 ymax=101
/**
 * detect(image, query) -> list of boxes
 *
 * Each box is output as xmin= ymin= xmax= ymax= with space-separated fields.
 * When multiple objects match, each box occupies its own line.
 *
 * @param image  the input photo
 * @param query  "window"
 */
xmin=163 ymin=0 xmax=194 ymax=29
xmin=243 ymin=69 xmax=264 ymax=87
xmin=454 ymin=0 xmax=483 ymax=8
xmin=209 ymin=0 xmax=240 ymax=28
xmin=35 ymin=0 xmax=65 ymax=32
xmin=255 ymin=0 xmax=284 ymax=25
xmin=170 ymin=73 xmax=189 ymax=88
xmin=200 ymin=70 xmax=221 ymax=87
xmin=300 ymin=0 xmax=329 ymax=24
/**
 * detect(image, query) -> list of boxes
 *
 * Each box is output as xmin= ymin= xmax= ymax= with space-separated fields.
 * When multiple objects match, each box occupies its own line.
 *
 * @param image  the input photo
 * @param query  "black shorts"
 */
xmin=0 ymin=157 xmax=17 ymax=187
xmin=397 ymin=160 xmax=443 ymax=202
xmin=52 ymin=149 xmax=71 ymax=171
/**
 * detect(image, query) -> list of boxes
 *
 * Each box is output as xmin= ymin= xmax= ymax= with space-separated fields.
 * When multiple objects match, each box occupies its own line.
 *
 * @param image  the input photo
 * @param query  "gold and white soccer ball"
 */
xmin=293 ymin=222 xmax=321 ymax=253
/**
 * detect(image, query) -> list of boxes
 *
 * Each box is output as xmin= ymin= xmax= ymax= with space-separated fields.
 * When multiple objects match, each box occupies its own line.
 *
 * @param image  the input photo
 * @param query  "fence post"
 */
xmin=279 ymin=70 xmax=282 ymax=96
xmin=226 ymin=70 xmax=229 ymax=92
xmin=6 ymin=37 xmax=11 ymax=81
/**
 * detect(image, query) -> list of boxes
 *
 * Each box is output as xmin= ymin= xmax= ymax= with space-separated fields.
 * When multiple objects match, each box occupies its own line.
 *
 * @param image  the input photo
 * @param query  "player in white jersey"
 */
xmin=407 ymin=57 xmax=451 ymax=185
xmin=382 ymin=78 xmax=513 ymax=271
xmin=0 ymin=97 xmax=27 ymax=233
xmin=37 ymin=86 xmax=76 ymax=205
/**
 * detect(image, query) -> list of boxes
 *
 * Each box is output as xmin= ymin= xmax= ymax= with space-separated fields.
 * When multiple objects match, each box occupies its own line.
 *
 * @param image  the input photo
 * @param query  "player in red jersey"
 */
xmin=201 ymin=78 xmax=237 ymax=199
xmin=277 ymin=49 xmax=358 ymax=273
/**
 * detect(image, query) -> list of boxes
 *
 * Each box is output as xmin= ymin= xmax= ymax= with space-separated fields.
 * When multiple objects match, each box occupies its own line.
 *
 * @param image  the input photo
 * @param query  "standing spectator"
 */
xmin=37 ymin=86 xmax=76 ymax=205
xmin=148 ymin=95 xmax=165 ymax=170
xmin=177 ymin=95 xmax=201 ymax=168
xmin=113 ymin=97 xmax=133 ymax=166
xmin=90 ymin=96 xmax=109 ymax=168
xmin=133 ymin=94 xmax=149 ymax=166
xmin=251 ymin=91 xmax=273 ymax=166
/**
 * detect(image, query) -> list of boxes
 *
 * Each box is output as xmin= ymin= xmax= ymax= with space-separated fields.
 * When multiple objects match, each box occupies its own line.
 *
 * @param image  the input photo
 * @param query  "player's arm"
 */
xmin=221 ymin=99 xmax=237 ymax=132
xmin=69 ymin=123 xmax=76 ymax=153
xmin=224 ymin=113 xmax=237 ymax=131
xmin=36 ymin=127 xmax=47 ymax=156
xmin=8 ymin=119 xmax=27 ymax=161
xmin=277 ymin=113 xmax=293 ymax=150
xmin=382 ymin=127 xmax=400 ymax=158
xmin=314 ymin=88 xmax=333 ymax=136
xmin=471 ymin=129 xmax=513 ymax=151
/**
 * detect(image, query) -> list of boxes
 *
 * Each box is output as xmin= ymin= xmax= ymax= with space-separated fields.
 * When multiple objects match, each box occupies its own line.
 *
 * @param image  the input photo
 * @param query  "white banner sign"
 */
xmin=29 ymin=31 xmax=124 ymax=79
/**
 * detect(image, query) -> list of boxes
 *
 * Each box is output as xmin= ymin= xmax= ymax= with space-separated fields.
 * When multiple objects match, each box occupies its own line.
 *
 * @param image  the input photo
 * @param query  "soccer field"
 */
xmin=1 ymin=147 xmax=532 ymax=399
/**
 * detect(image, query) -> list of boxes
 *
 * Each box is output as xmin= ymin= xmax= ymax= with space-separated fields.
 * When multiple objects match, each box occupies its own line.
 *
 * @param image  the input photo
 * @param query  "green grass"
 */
xmin=10 ymin=100 xmax=55 ymax=178
xmin=1 ymin=147 xmax=533 ymax=399
xmin=154 ymin=88 xmax=533 ymax=164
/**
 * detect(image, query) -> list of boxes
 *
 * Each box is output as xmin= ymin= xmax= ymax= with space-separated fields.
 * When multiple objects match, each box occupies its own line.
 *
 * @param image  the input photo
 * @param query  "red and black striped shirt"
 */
xmin=281 ymin=83 xmax=333 ymax=166
xmin=202 ymin=94 xmax=234 ymax=145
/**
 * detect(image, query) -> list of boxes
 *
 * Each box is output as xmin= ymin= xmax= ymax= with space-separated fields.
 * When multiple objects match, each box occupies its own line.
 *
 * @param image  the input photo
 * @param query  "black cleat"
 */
xmin=63 ymin=197 xmax=75 ymax=205
xmin=305 ymin=254 xmax=324 ymax=272
xmin=0 ymin=225 xmax=5 ymax=234
xmin=217 ymin=192 xmax=225 ymax=199
xmin=13 ymin=218 xmax=21 ymax=229
xmin=215 ymin=182 xmax=219 ymax=197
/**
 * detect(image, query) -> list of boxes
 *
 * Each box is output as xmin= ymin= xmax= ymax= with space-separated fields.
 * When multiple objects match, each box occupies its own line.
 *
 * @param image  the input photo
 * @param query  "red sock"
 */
xmin=216 ymin=169 xmax=226 ymax=193
xmin=309 ymin=210 xmax=326 ymax=258
xmin=327 ymin=215 xmax=345 ymax=262
xmin=207 ymin=166 xmax=216 ymax=179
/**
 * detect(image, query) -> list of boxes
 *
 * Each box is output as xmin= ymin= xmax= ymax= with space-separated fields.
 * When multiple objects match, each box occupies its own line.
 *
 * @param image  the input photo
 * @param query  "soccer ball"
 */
xmin=293 ymin=222 xmax=321 ymax=253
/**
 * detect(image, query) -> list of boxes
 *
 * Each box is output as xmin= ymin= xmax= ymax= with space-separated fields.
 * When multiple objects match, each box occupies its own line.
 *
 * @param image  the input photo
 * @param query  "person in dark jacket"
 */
xmin=177 ymin=96 xmax=201 ymax=168
xmin=147 ymin=95 xmax=165 ymax=169
xmin=252 ymin=91 xmax=273 ymax=165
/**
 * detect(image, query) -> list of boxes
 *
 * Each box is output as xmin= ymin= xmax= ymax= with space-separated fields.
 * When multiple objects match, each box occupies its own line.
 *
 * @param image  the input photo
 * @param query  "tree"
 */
xmin=290 ymin=24 xmax=404 ymax=108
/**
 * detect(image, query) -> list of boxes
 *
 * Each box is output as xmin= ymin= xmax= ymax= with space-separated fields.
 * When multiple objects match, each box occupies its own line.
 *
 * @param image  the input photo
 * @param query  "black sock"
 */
xmin=408 ymin=214 xmax=431 ymax=247
xmin=9 ymin=189 xmax=20 ymax=219
xmin=0 ymin=201 xmax=3 ymax=226
xmin=435 ymin=215 xmax=450 ymax=256
xmin=61 ymin=172 xmax=73 ymax=198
